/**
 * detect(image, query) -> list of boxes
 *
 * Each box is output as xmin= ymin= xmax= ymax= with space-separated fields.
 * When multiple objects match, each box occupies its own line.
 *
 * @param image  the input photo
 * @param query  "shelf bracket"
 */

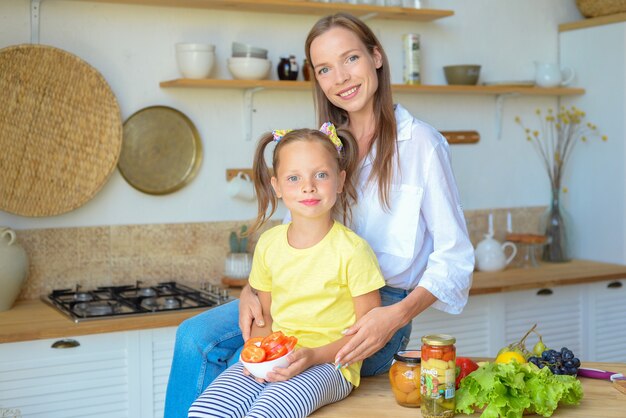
xmin=243 ymin=87 xmax=264 ymax=142
xmin=31 ymin=0 xmax=42 ymax=44
xmin=494 ymin=93 xmax=519 ymax=140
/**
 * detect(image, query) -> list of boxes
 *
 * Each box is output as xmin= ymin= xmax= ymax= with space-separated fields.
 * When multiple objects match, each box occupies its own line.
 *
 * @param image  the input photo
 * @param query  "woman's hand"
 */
xmin=264 ymin=348 xmax=314 ymax=382
xmin=334 ymin=305 xmax=403 ymax=367
xmin=238 ymin=285 xmax=265 ymax=340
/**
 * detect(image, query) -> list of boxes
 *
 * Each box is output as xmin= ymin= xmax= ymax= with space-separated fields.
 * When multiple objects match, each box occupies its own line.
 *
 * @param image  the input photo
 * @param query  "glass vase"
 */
xmin=541 ymin=187 xmax=571 ymax=262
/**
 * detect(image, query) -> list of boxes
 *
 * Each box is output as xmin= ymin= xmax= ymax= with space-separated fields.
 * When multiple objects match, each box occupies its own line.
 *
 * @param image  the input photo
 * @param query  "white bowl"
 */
xmin=232 ymin=42 xmax=268 ymax=56
xmin=227 ymin=57 xmax=271 ymax=80
xmin=176 ymin=43 xmax=216 ymax=79
xmin=240 ymin=348 xmax=293 ymax=380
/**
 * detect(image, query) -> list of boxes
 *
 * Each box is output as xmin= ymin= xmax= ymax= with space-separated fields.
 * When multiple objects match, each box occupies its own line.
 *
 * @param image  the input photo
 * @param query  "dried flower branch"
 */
xmin=515 ymin=106 xmax=607 ymax=192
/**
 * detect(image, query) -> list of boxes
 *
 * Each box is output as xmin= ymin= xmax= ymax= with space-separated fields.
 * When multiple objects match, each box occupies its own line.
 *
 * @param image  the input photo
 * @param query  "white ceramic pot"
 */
xmin=224 ymin=252 xmax=252 ymax=279
xmin=534 ymin=61 xmax=575 ymax=88
xmin=0 ymin=228 xmax=29 ymax=312
xmin=474 ymin=234 xmax=517 ymax=272
xmin=176 ymin=43 xmax=216 ymax=79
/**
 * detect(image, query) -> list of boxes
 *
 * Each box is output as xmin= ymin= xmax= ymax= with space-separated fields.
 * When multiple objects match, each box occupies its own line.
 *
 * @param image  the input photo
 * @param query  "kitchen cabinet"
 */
xmin=0 ymin=331 xmax=141 ymax=418
xmin=502 ymin=285 xmax=584 ymax=358
xmin=0 ymin=328 xmax=177 ymax=418
xmin=586 ymin=279 xmax=626 ymax=362
xmin=406 ymin=293 xmax=493 ymax=356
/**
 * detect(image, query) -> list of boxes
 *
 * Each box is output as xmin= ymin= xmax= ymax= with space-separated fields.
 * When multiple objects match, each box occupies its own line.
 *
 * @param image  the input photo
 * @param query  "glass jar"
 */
xmin=388 ymin=350 xmax=421 ymax=407
xmin=421 ymin=334 xmax=456 ymax=418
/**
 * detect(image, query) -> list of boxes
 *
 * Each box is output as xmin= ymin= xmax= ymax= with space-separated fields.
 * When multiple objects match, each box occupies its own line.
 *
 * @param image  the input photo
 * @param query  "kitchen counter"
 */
xmin=310 ymin=361 xmax=626 ymax=417
xmin=1 ymin=259 xmax=625 ymax=344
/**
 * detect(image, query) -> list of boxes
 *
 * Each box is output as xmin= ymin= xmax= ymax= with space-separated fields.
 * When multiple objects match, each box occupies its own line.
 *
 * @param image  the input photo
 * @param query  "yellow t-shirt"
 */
xmin=249 ymin=221 xmax=385 ymax=387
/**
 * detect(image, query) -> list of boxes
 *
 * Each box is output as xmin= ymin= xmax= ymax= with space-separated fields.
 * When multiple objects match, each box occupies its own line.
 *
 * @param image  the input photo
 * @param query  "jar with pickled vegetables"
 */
xmin=388 ymin=350 xmax=421 ymax=407
xmin=420 ymin=334 xmax=456 ymax=418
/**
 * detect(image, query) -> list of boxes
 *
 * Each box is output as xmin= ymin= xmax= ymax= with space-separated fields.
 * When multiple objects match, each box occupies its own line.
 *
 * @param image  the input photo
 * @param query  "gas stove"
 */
xmin=43 ymin=281 xmax=232 ymax=323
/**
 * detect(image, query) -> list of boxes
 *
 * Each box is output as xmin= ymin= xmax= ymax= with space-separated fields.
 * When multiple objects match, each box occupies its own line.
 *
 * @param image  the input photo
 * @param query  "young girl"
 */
xmin=188 ymin=125 xmax=386 ymax=418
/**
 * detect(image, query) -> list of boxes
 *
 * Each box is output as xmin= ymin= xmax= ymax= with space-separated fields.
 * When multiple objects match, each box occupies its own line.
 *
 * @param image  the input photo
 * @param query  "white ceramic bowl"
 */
xmin=176 ymin=43 xmax=216 ymax=79
xmin=240 ymin=347 xmax=293 ymax=380
xmin=227 ymin=57 xmax=271 ymax=80
xmin=232 ymin=42 xmax=268 ymax=57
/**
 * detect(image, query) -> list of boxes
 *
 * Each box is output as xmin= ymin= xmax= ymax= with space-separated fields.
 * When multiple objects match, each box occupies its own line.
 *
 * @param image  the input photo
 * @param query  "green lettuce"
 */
xmin=455 ymin=362 xmax=583 ymax=417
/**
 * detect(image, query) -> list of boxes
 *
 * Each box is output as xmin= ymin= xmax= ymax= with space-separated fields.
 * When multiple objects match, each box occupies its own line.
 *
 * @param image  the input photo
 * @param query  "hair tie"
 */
xmin=272 ymin=129 xmax=292 ymax=142
xmin=319 ymin=122 xmax=343 ymax=153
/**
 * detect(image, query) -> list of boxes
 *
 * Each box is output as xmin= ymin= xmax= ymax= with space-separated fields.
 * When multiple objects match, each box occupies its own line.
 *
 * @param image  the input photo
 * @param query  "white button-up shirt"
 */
xmin=349 ymin=104 xmax=474 ymax=314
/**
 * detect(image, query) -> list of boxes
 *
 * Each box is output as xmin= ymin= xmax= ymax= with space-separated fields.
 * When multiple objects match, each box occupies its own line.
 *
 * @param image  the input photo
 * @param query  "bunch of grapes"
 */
xmin=528 ymin=347 xmax=581 ymax=376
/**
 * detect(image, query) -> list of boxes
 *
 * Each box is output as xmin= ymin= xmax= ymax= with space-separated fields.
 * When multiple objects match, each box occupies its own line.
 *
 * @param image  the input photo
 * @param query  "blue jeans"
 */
xmin=163 ymin=286 xmax=411 ymax=418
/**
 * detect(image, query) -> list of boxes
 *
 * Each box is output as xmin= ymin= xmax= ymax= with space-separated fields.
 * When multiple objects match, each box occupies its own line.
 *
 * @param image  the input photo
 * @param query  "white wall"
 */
xmin=0 ymin=0 xmax=583 ymax=229
xmin=561 ymin=23 xmax=626 ymax=264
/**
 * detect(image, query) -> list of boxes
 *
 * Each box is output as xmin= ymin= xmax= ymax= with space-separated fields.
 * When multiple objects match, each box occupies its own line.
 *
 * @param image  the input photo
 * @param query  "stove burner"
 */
xmin=44 ymin=281 xmax=231 ymax=322
xmin=74 ymin=292 xmax=93 ymax=302
xmin=163 ymin=296 xmax=181 ymax=309
xmin=73 ymin=301 xmax=117 ymax=317
xmin=138 ymin=287 xmax=157 ymax=297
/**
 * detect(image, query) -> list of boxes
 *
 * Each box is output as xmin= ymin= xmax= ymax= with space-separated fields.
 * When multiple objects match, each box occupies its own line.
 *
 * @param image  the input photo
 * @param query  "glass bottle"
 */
xmin=302 ymin=58 xmax=311 ymax=81
xmin=541 ymin=186 xmax=571 ymax=262
xmin=389 ymin=350 xmax=421 ymax=407
xmin=421 ymin=334 xmax=456 ymax=418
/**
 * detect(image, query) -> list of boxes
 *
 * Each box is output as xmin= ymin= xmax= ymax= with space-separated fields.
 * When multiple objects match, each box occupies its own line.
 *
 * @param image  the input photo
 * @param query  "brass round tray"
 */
xmin=118 ymin=106 xmax=203 ymax=195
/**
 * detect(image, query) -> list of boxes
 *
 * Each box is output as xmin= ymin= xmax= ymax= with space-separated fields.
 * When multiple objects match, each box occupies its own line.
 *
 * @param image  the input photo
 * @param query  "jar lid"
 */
xmin=393 ymin=350 xmax=421 ymax=365
xmin=421 ymin=334 xmax=456 ymax=346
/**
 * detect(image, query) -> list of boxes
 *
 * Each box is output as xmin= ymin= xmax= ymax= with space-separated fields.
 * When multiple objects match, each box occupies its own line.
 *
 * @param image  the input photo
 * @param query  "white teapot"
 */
xmin=474 ymin=233 xmax=517 ymax=272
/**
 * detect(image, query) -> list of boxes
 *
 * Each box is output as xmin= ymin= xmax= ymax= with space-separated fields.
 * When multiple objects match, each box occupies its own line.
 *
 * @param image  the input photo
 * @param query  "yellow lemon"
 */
xmin=495 ymin=351 xmax=527 ymax=364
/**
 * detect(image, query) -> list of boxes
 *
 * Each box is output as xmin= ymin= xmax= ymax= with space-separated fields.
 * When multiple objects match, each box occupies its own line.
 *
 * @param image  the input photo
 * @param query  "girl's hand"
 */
xmin=334 ymin=305 xmax=402 ymax=367
xmin=264 ymin=348 xmax=314 ymax=382
xmin=238 ymin=285 xmax=265 ymax=340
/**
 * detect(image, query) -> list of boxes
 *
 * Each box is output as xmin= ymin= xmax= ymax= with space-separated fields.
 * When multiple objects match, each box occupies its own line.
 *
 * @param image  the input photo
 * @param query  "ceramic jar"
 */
xmin=0 ymin=227 xmax=29 ymax=312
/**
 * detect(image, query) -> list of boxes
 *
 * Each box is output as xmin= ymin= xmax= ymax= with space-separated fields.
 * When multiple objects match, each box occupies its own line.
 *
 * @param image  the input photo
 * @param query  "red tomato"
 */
xmin=284 ymin=336 xmax=297 ymax=351
xmin=261 ymin=331 xmax=286 ymax=349
xmin=244 ymin=337 xmax=264 ymax=348
xmin=241 ymin=345 xmax=266 ymax=363
xmin=265 ymin=344 xmax=288 ymax=361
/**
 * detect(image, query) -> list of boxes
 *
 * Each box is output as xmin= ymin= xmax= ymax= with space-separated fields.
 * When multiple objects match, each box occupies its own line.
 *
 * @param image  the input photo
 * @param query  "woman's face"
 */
xmin=309 ymin=26 xmax=382 ymax=117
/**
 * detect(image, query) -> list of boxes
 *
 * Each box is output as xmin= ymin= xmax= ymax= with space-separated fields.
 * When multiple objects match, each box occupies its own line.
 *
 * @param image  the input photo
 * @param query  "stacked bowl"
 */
xmin=176 ymin=43 xmax=216 ymax=79
xmin=228 ymin=42 xmax=271 ymax=80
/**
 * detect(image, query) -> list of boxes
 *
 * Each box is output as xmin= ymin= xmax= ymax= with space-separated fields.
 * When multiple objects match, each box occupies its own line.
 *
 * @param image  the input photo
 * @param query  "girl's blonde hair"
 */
xmin=304 ymin=12 xmax=397 ymax=209
xmin=250 ymin=128 xmax=358 ymax=233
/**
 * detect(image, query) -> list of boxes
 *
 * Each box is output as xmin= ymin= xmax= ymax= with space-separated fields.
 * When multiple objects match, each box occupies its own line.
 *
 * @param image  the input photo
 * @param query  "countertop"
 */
xmin=310 ymin=361 xmax=626 ymax=417
xmin=1 ymin=259 xmax=626 ymax=344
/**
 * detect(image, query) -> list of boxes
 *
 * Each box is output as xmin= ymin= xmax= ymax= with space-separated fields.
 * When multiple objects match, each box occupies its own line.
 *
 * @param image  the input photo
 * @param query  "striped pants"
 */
xmin=188 ymin=362 xmax=353 ymax=418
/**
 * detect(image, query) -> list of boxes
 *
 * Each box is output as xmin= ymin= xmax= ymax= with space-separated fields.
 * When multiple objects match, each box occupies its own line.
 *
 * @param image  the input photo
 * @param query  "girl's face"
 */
xmin=309 ymin=26 xmax=382 ymax=117
xmin=271 ymin=140 xmax=346 ymax=223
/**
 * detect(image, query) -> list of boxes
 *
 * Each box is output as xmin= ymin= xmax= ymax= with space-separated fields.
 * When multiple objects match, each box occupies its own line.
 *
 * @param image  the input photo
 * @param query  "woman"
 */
xmin=164 ymin=12 xmax=474 ymax=418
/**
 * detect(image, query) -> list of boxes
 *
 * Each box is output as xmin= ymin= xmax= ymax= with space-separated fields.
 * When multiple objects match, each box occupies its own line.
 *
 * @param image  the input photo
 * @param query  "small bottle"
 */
xmin=288 ymin=54 xmax=299 ymax=80
xmin=302 ymin=58 xmax=311 ymax=81
xmin=421 ymin=334 xmax=456 ymax=418
xmin=403 ymin=33 xmax=421 ymax=85
xmin=389 ymin=350 xmax=421 ymax=407
xmin=277 ymin=56 xmax=291 ymax=80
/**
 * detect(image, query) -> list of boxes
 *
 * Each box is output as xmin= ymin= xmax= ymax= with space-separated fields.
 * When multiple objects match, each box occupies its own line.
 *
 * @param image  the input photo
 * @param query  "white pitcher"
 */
xmin=0 ymin=227 xmax=29 ymax=311
xmin=534 ymin=61 xmax=575 ymax=88
xmin=474 ymin=233 xmax=517 ymax=272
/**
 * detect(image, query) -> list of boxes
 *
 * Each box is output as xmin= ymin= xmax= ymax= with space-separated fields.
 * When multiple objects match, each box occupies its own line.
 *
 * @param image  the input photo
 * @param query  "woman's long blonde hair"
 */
xmin=250 ymin=128 xmax=359 ymax=234
xmin=304 ymin=13 xmax=397 ymax=209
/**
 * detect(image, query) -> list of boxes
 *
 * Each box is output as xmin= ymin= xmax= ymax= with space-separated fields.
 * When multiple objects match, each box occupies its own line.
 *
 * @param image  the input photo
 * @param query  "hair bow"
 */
xmin=272 ymin=123 xmax=343 ymax=154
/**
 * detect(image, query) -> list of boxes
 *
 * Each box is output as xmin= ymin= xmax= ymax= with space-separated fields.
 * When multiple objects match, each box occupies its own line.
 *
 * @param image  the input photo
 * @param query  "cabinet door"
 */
xmin=0 ymin=331 xmax=140 ymax=418
xmin=407 ymin=293 xmax=495 ymax=356
xmin=503 ymin=285 xmax=584 ymax=359
xmin=587 ymin=279 xmax=626 ymax=362
xmin=138 ymin=327 xmax=177 ymax=418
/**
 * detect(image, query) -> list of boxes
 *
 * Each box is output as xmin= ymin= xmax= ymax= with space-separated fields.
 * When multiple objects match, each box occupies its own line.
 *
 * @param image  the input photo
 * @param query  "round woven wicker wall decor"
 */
xmin=0 ymin=44 xmax=122 ymax=217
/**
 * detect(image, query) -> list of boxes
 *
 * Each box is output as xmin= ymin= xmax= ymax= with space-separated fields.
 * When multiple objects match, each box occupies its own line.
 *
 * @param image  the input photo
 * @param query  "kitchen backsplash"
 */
xmin=11 ymin=206 xmax=545 ymax=300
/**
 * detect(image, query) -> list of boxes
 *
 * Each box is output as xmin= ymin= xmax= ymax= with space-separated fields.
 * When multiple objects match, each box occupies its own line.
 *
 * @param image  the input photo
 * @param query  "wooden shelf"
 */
xmin=559 ymin=12 xmax=626 ymax=32
xmin=67 ymin=0 xmax=454 ymax=21
xmin=160 ymin=78 xmax=586 ymax=96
